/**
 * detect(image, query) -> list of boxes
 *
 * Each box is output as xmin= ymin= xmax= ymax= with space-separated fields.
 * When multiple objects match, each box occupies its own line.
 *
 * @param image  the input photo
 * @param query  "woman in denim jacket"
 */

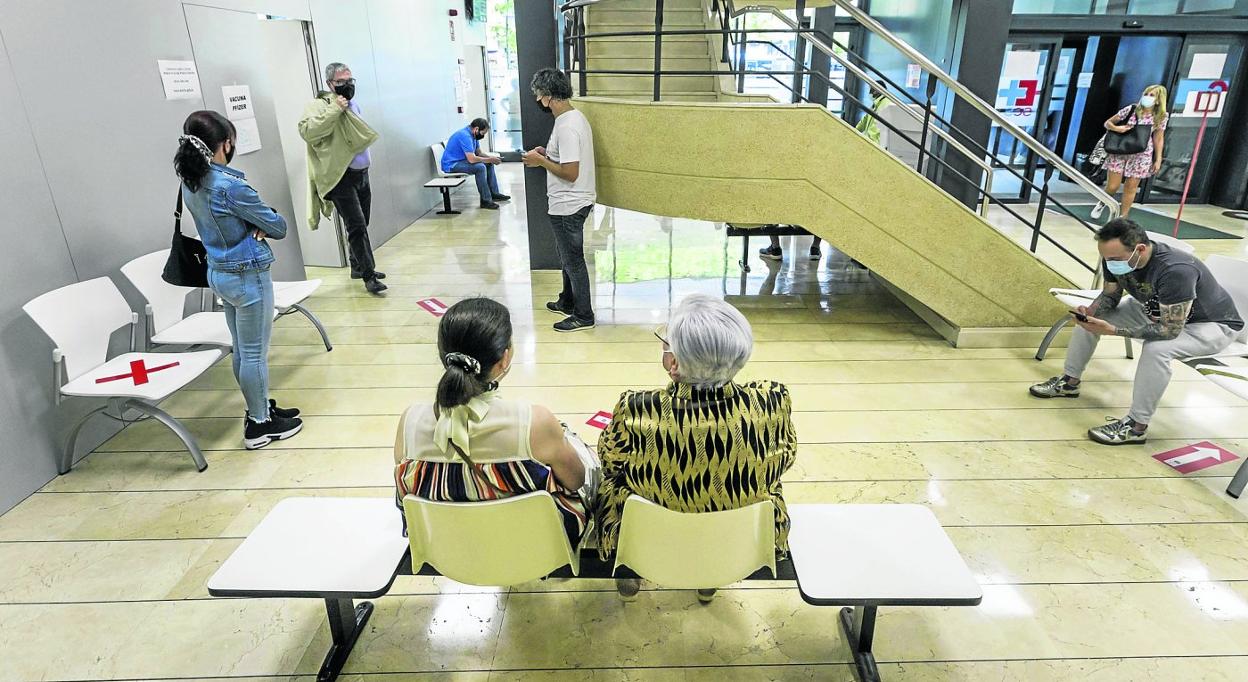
xmin=174 ymin=110 xmax=303 ymax=449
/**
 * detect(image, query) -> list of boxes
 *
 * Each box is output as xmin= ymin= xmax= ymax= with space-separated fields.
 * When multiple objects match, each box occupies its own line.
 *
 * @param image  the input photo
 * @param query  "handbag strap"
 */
xmin=174 ymin=187 xmax=185 ymax=236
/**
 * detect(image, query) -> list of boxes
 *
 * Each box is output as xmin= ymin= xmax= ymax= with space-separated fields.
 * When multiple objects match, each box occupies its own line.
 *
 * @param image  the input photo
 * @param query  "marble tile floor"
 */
xmin=4 ymin=166 xmax=1248 ymax=681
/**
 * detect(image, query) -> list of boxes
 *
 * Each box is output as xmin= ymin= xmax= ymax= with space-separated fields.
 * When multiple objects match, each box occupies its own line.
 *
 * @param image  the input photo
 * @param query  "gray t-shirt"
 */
xmin=1103 ymin=242 xmax=1244 ymax=330
xmin=545 ymin=109 xmax=596 ymax=216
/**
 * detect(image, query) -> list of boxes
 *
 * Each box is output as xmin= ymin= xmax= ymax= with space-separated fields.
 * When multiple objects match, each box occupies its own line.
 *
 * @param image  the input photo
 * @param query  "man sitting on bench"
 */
xmin=441 ymin=118 xmax=510 ymax=210
xmin=1030 ymin=218 xmax=1243 ymax=445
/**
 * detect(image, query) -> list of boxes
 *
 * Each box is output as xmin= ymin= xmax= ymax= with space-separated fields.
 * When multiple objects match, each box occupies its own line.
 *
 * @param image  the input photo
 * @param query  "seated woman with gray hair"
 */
xmin=595 ymin=294 xmax=797 ymax=601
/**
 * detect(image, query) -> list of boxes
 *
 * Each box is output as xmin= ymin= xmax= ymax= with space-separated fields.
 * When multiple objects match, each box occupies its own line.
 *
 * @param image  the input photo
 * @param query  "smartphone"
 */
xmin=1070 ymin=310 xmax=1088 ymax=323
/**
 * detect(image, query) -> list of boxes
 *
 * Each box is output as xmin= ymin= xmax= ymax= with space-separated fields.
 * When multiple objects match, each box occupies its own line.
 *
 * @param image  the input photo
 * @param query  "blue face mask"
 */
xmin=1106 ymin=248 xmax=1141 ymax=276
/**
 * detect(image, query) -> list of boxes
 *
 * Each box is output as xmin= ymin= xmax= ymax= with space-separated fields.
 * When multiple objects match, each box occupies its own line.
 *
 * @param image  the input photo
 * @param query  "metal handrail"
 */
xmin=737 ymin=8 xmax=995 ymax=184
xmin=809 ymin=0 xmax=1120 ymax=218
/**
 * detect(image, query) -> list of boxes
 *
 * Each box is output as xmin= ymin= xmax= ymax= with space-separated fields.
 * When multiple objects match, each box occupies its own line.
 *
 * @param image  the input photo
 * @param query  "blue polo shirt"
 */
xmin=441 ymin=126 xmax=477 ymax=173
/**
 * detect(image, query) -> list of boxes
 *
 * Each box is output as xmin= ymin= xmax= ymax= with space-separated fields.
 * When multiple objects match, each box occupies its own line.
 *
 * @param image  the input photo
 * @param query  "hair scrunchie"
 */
xmin=179 ymin=134 xmax=214 ymax=163
xmin=444 ymin=352 xmax=482 ymax=375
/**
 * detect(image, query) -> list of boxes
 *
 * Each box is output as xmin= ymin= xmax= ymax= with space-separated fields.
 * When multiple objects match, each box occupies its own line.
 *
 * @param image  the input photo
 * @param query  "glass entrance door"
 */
xmin=991 ymin=38 xmax=1064 ymax=202
xmin=1146 ymin=36 xmax=1245 ymax=204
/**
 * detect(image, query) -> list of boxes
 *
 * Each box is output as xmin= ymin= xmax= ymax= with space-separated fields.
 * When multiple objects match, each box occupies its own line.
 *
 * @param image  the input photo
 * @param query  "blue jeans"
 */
xmin=450 ymin=161 xmax=501 ymax=203
xmin=549 ymin=204 xmax=595 ymax=322
xmin=209 ymin=266 xmax=274 ymax=423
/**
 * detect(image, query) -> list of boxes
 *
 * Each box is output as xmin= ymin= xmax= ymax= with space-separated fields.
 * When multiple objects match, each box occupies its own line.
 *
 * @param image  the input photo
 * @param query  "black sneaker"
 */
xmin=808 ymin=246 xmax=821 ymax=261
xmin=554 ymin=316 xmax=595 ymax=333
xmin=269 ymin=399 xmax=300 ymax=419
xmin=493 ymin=193 xmax=512 ymax=202
xmin=480 ymin=201 xmax=500 ymax=210
xmin=351 ymin=271 xmax=386 ymax=280
xmin=243 ymin=414 xmax=303 ymax=450
xmin=248 ymin=401 xmax=300 ymax=421
xmin=759 ymin=245 xmax=782 ymax=261
xmin=365 ymin=277 xmax=388 ymax=295
xmin=546 ymin=301 xmax=574 ymax=316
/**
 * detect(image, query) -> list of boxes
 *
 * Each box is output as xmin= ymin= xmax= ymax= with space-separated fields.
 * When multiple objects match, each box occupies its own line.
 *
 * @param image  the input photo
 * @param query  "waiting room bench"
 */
xmin=208 ymin=497 xmax=982 ymax=682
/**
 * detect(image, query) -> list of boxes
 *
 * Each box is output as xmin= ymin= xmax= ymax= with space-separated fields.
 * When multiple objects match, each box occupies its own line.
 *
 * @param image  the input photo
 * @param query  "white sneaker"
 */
xmin=1090 ymin=203 xmax=1106 ymax=220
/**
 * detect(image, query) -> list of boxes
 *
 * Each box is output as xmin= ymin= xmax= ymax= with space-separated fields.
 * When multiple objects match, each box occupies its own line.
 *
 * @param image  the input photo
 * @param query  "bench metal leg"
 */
xmin=740 ymin=233 xmax=751 ymax=273
xmin=1227 ymin=458 xmax=1248 ymax=499
xmin=840 ymin=606 xmax=881 ymax=682
xmin=1124 ymin=335 xmax=1134 ymax=359
xmin=436 ymin=188 xmax=460 ymax=215
xmin=320 ymin=597 xmax=374 ymax=682
xmin=126 ymin=400 xmax=208 ymax=472
xmin=1035 ymin=315 xmax=1068 ymax=361
xmin=290 ymin=303 xmax=333 ymax=352
xmin=62 ymin=404 xmax=111 ymax=474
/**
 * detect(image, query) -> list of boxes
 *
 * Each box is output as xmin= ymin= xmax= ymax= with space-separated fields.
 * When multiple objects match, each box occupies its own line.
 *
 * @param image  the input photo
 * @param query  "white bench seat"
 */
xmin=210 ymin=497 xmax=981 ymax=682
xmin=427 ymin=143 xmax=470 ymax=215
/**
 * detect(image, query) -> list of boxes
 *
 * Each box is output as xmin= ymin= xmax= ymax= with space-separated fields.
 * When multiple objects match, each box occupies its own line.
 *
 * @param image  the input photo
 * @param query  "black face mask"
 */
xmin=334 ymin=83 xmax=355 ymax=101
xmin=224 ymin=141 xmax=235 ymax=163
xmin=473 ymin=132 xmax=486 ymax=140
xmin=536 ymin=98 xmax=552 ymax=114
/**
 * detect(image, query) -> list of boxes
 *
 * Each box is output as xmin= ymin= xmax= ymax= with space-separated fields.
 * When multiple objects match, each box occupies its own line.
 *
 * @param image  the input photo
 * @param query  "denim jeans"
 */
xmin=209 ymin=266 xmax=275 ymax=423
xmin=327 ymin=167 xmax=376 ymax=279
xmin=450 ymin=161 xmax=501 ymax=203
xmin=549 ymin=204 xmax=595 ymax=322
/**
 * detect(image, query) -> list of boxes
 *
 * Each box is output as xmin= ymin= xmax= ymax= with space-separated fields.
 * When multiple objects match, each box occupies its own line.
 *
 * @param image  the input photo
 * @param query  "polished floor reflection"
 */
xmin=4 ymin=165 xmax=1248 ymax=681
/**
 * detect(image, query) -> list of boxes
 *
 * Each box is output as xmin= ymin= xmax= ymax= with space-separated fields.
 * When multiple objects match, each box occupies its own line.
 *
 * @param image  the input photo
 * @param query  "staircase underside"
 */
xmin=574 ymin=97 xmax=1076 ymax=330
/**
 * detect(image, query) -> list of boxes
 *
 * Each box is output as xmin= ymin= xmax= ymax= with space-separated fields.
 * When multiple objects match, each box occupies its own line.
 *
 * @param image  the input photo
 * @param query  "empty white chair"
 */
xmin=1193 ymin=364 xmax=1248 ymax=498
xmin=402 ymin=491 xmax=579 ymax=586
xmin=1036 ymin=231 xmax=1197 ymax=361
xmin=120 ymin=250 xmax=232 ymax=349
xmin=614 ymin=495 xmax=776 ymax=588
xmin=273 ymin=279 xmax=332 ymax=352
xmin=1198 ymin=254 xmax=1248 ymax=360
xmin=23 ymin=277 xmax=224 ymax=473
xmin=425 ymin=142 xmax=468 ymax=215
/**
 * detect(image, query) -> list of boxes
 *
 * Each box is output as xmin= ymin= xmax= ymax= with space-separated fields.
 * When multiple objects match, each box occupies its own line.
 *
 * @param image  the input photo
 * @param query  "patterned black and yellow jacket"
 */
xmin=595 ymin=379 xmax=797 ymax=561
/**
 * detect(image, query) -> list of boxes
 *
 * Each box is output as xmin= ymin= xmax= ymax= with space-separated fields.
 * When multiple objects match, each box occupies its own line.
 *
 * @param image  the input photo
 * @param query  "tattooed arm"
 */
xmin=1088 ymin=281 xmax=1123 ymax=316
xmin=1114 ymin=300 xmax=1192 ymax=341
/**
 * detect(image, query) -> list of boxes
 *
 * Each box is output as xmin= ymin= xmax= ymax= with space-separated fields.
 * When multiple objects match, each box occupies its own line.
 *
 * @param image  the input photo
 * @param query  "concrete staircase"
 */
xmin=584 ymin=0 xmax=724 ymax=101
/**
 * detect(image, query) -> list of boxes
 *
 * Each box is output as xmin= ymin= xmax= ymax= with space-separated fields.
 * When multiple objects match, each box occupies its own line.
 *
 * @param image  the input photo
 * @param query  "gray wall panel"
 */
xmin=0 ymin=0 xmax=459 ymax=514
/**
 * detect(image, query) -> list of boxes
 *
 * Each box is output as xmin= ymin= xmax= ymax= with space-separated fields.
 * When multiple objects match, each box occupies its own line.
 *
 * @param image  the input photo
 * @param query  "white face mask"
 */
xmin=1140 ymin=94 xmax=1157 ymax=108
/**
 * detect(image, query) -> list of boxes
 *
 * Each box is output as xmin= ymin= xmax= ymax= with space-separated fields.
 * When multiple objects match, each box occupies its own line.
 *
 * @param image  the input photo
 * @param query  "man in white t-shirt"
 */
xmin=522 ymin=68 xmax=597 ymax=333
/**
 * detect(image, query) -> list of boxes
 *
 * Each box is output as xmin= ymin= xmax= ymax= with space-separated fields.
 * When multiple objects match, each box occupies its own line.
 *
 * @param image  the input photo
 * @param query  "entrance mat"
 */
xmin=1054 ymin=204 xmax=1242 ymax=240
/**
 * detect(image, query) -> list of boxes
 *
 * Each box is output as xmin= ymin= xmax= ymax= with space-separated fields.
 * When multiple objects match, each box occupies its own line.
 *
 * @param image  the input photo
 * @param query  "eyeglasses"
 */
xmin=330 ymin=77 xmax=356 ymax=86
xmin=654 ymin=325 xmax=674 ymax=355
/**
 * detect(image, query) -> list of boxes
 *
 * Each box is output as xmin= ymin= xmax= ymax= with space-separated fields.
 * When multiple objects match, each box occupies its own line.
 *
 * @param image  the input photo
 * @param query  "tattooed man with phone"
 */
xmin=1030 ymin=219 xmax=1243 ymax=445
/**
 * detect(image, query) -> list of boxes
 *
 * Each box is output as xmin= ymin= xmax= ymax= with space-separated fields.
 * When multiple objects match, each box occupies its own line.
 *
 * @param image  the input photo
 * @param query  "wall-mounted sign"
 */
xmin=158 ymin=60 xmax=201 ymax=100
xmin=222 ymin=85 xmax=261 ymax=154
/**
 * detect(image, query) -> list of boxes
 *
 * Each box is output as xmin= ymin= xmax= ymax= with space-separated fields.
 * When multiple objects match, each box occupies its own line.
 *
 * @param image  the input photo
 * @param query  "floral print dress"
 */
xmin=1104 ymin=105 xmax=1167 ymax=179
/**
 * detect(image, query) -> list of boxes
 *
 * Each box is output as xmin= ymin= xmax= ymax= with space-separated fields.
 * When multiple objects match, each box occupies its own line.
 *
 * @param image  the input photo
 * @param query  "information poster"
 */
xmin=158 ymin=60 xmax=201 ymax=100
xmin=222 ymin=84 xmax=261 ymax=154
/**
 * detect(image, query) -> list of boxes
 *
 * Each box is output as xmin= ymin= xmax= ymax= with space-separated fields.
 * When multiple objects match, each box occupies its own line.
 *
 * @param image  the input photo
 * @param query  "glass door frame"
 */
xmin=994 ymin=35 xmax=1065 ymax=204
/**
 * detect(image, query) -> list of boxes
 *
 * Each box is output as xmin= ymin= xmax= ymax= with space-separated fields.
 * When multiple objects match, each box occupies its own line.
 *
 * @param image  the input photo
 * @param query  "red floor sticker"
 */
xmin=95 ymin=359 xmax=180 ymax=386
xmin=1153 ymin=441 xmax=1240 ymax=474
xmin=417 ymin=298 xmax=448 ymax=317
xmin=586 ymin=411 xmax=612 ymax=429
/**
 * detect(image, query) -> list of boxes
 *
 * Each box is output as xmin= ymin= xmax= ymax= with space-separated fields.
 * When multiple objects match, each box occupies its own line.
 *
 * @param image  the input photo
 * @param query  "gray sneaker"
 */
xmin=1088 ymin=416 xmax=1147 ymax=445
xmin=1030 ymin=376 xmax=1080 ymax=399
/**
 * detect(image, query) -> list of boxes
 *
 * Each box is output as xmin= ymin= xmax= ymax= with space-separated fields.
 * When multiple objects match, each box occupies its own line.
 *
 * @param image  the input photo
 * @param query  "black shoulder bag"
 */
xmin=162 ymin=188 xmax=210 ymax=288
xmin=1104 ymin=110 xmax=1152 ymax=156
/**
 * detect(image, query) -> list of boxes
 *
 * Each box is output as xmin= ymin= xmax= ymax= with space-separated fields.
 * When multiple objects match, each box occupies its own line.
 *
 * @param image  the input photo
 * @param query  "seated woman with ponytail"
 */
xmin=175 ymin=110 xmax=302 ymax=450
xmin=394 ymin=298 xmax=594 ymax=545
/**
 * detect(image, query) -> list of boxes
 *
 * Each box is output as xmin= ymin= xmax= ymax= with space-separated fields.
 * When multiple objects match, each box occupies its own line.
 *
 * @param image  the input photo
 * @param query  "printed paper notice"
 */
xmin=158 ymin=60 xmax=201 ymax=100
xmin=222 ymin=84 xmax=261 ymax=154
xmin=1189 ymin=53 xmax=1227 ymax=80
xmin=1077 ymin=72 xmax=1093 ymax=89
xmin=1003 ymin=51 xmax=1042 ymax=79
xmin=905 ymin=64 xmax=921 ymax=89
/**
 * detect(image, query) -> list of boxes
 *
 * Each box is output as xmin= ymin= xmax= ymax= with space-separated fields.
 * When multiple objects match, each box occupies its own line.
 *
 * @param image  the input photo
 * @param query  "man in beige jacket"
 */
xmin=299 ymin=62 xmax=384 ymax=294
